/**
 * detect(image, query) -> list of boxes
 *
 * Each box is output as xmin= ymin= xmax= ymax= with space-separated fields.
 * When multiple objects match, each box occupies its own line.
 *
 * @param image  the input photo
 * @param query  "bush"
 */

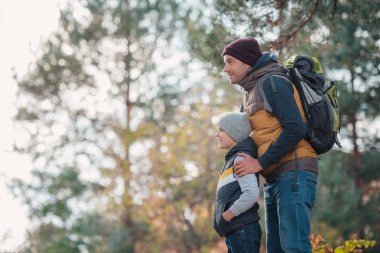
xmin=310 ymin=234 xmax=376 ymax=253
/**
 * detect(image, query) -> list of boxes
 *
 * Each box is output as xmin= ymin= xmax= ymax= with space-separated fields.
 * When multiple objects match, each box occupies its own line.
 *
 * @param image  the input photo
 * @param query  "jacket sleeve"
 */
xmin=258 ymin=77 xmax=307 ymax=169
xmin=228 ymin=156 xmax=259 ymax=216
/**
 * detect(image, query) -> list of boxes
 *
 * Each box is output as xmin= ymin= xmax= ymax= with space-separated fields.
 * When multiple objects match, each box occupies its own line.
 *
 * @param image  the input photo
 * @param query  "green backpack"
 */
xmin=284 ymin=55 xmax=341 ymax=154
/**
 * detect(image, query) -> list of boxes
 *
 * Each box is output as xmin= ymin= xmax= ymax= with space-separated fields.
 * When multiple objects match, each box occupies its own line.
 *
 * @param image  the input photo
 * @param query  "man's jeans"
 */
xmin=226 ymin=222 xmax=262 ymax=253
xmin=264 ymin=170 xmax=318 ymax=253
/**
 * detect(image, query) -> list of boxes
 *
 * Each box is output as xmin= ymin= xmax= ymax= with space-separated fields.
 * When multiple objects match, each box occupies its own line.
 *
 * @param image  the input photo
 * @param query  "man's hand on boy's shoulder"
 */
xmin=234 ymin=153 xmax=263 ymax=176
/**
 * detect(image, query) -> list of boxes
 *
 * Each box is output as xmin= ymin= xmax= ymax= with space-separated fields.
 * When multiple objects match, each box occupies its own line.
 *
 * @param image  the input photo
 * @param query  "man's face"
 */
xmin=223 ymin=55 xmax=251 ymax=84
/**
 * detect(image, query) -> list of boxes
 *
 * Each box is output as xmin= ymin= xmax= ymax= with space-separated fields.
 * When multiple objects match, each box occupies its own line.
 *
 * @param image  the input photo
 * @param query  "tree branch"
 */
xmin=270 ymin=0 xmax=320 ymax=50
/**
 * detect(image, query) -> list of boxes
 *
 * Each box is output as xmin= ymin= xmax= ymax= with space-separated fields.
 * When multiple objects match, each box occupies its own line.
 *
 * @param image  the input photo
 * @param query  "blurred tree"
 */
xmin=12 ymin=0 xmax=191 ymax=251
xmin=186 ymin=0 xmax=343 ymax=68
xmin=311 ymin=1 xmax=380 ymax=250
xmin=12 ymin=0 xmax=247 ymax=252
xmin=137 ymin=76 xmax=244 ymax=252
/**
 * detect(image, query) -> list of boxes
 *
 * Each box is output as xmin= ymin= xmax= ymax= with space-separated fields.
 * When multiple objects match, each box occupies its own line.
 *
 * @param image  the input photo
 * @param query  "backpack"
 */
xmin=284 ymin=55 xmax=342 ymax=154
xmin=255 ymin=55 xmax=341 ymax=154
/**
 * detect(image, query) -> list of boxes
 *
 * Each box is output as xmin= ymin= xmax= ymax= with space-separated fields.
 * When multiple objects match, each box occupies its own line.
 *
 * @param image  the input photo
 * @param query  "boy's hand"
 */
xmin=234 ymin=153 xmax=263 ymax=176
xmin=222 ymin=210 xmax=235 ymax=222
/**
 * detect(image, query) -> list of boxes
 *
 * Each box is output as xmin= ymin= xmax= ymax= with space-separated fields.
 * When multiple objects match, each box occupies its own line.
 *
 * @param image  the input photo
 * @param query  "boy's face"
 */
xmin=223 ymin=55 xmax=251 ymax=84
xmin=215 ymin=127 xmax=237 ymax=150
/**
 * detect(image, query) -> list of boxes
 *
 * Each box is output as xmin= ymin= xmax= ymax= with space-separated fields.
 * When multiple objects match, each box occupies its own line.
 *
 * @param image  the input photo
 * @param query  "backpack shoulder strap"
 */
xmin=258 ymin=73 xmax=293 ymax=113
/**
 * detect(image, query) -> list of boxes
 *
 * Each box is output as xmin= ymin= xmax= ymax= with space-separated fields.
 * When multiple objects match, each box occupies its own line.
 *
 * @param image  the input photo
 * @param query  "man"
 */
xmin=222 ymin=37 xmax=318 ymax=253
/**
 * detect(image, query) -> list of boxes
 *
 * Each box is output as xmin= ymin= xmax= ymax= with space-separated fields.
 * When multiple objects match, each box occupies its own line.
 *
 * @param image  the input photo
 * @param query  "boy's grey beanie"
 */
xmin=218 ymin=112 xmax=252 ymax=143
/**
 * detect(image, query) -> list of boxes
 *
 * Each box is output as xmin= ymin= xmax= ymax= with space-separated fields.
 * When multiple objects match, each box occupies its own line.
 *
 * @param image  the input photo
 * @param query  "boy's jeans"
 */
xmin=226 ymin=222 xmax=262 ymax=253
xmin=264 ymin=170 xmax=318 ymax=253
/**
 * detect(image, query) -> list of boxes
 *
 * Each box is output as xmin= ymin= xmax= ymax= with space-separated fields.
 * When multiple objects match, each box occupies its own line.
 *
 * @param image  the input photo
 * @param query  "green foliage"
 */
xmin=314 ymin=150 xmax=380 ymax=249
xmin=20 ymin=223 xmax=81 ymax=253
xmin=17 ymin=214 xmax=137 ymax=253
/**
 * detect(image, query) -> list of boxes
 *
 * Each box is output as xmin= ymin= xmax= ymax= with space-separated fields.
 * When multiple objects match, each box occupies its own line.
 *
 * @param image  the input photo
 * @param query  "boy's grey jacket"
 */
xmin=213 ymin=138 xmax=260 ymax=237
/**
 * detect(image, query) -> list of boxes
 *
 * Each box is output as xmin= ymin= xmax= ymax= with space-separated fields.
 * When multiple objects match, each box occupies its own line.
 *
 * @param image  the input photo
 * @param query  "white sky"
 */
xmin=0 ymin=0 xmax=64 ymax=250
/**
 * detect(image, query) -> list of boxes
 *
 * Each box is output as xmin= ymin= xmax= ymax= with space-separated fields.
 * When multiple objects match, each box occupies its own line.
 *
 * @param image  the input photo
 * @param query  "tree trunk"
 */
xmin=350 ymin=71 xmax=365 ymax=238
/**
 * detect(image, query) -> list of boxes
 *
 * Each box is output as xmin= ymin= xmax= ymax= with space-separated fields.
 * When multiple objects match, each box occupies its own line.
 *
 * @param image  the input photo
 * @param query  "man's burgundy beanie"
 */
xmin=222 ymin=38 xmax=262 ymax=66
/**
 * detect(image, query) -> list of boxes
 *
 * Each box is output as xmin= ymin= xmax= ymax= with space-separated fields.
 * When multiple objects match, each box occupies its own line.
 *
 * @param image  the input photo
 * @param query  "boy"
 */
xmin=213 ymin=112 xmax=261 ymax=253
